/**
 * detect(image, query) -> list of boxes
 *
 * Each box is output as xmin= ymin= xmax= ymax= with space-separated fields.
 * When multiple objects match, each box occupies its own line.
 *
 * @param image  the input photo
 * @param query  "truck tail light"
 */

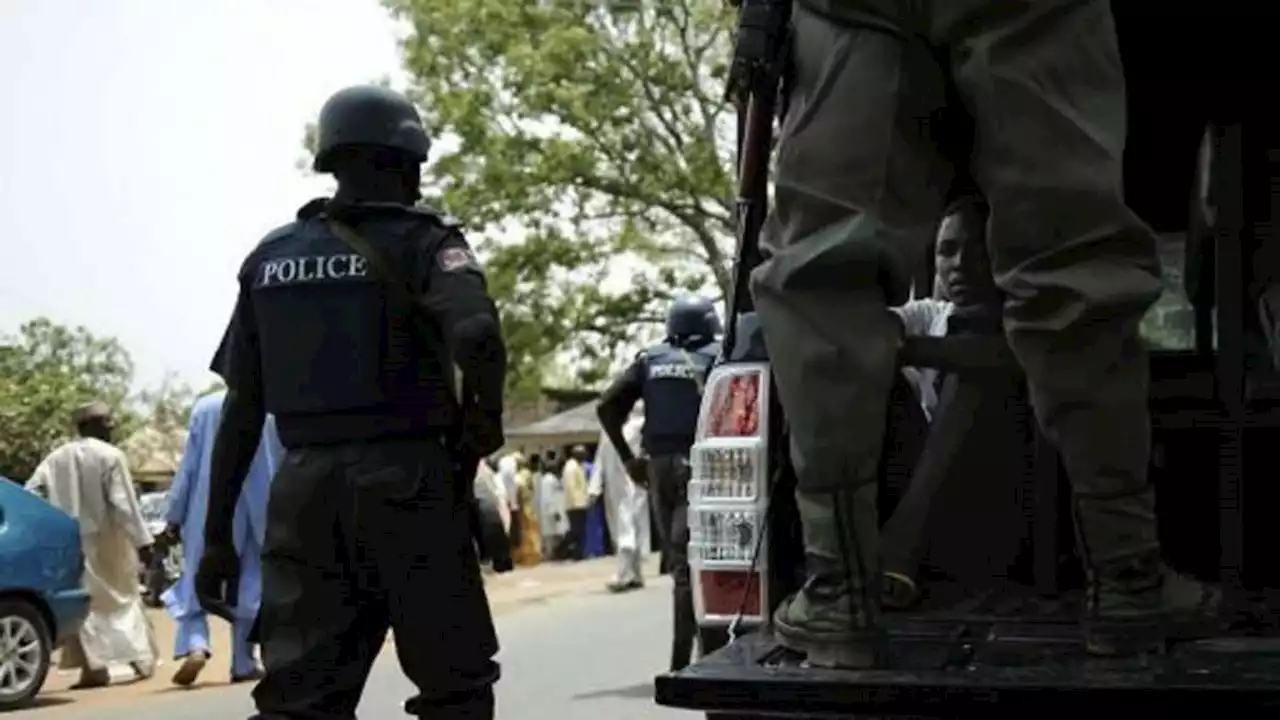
xmin=698 ymin=569 xmax=762 ymax=618
xmin=689 ymin=363 xmax=771 ymax=626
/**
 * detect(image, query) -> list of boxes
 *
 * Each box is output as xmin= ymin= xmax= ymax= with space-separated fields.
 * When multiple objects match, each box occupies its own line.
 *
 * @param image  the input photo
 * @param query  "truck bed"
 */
xmin=656 ymin=591 xmax=1280 ymax=718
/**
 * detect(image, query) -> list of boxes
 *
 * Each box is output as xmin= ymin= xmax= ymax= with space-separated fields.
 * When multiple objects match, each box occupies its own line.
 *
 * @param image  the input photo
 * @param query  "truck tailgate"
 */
xmin=656 ymin=625 xmax=1280 ymax=718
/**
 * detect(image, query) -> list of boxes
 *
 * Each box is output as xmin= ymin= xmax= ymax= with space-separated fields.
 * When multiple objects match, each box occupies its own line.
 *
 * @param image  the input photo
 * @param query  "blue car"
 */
xmin=0 ymin=476 xmax=91 ymax=709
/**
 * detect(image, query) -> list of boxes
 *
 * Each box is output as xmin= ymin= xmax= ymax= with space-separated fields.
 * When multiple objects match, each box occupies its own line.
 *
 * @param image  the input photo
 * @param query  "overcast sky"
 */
xmin=0 ymin=0 xmax=405 ymax=390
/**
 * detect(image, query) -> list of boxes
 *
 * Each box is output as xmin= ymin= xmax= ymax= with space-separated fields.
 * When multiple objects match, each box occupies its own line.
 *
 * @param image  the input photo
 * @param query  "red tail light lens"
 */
xmin=705 ymin=372 xmax=761 ymax=438
xmin=699 ymin=569 xmax=762 ymax=618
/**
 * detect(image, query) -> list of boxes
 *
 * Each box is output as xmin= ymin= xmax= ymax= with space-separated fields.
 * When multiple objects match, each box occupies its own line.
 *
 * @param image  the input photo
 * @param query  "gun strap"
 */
xmin=327 ymin=217 xmax=463 ymax=402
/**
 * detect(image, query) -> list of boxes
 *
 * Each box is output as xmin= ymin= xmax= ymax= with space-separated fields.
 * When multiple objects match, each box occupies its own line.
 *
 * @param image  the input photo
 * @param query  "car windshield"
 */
xmin=138 ymin=492 xmax=169 ymax=523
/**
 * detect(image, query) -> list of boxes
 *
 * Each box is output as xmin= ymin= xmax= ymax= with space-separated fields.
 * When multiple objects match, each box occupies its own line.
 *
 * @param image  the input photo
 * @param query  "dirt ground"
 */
xmin=34 ymin=556 xmax=641 ymax=711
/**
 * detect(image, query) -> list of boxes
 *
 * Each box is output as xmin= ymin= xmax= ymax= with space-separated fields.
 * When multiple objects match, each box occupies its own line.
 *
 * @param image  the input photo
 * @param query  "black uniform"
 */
xmin=211 ymin=198 xmax=505 ymax=719
xmin=201 ymin=83 xmax=506 ymax=720
xmin=596 ymin=296 xmax=720 ymax=673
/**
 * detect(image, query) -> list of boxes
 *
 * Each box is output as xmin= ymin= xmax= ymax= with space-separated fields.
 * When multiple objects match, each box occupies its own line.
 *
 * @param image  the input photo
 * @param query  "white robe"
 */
xmin=537 ymin=471 xmax=568 ymax=539
xmin=26 ymin=437 xmax=158 ymax=673
xmin=496 ymin=454 xmax=520 ymax=512
xmin=588 ymin=417 xmax=650 ymax=583
xmin=475 ymin=461 xmax=511 ymax=533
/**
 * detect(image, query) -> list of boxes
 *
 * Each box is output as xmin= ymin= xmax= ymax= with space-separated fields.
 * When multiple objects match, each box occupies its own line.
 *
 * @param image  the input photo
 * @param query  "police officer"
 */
xmin=738 ymin=0 xmax=1219 ymax=667
xmin=596 ymin=295 xmax=721 ymax=672
xmin=196 ymin=85 xmax=507 ymax=719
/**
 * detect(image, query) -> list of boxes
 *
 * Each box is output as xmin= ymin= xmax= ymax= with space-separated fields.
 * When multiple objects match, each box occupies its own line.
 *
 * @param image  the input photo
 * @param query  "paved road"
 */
xmin=36 ymin=577 xmax=699 ymax=719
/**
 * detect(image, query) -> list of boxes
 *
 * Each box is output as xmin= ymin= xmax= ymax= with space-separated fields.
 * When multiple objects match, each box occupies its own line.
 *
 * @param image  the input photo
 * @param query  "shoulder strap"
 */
xmin=326 ymin=217 xmax=462 ymax=400
xmin=327 ymin=219 xmax=418 ymax=307
xmin=675 ymin=348 xmax=707 ymax=396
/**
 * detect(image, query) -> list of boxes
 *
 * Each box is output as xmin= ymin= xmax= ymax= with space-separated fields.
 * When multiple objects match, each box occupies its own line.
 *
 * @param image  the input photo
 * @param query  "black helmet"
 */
xmin=312 ymin=85 xmax=432 ymax=173
xmin=705 ymin=306 xmax=724 ymax=337
xmin=666 ymin=295 xmax=718 ymax=340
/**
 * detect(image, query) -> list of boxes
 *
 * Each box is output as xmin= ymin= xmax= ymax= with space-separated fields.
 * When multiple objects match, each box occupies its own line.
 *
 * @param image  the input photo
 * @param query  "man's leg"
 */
xmin=365 ymin=441 xmax=499 ymax=720
xmin=649 ymin=464 xmax=675 ymax=576
xmin=651 ymin=455 xmax=696 ymax=671
xmin=171 ymin=613 xmax=211 ymax=686
xmin=943 ymin=0 xmax=1220 ymax=655
xmin=631 ymin=486 xmax=650 ymax=584
xmin=251 ymin=447 xmax=382 ymax=719
xmin=570 ymin=509 xmax=588 ymax=560
xmin=605 ymin=479 xmax=635 ymax=589
xmin=63 ymin=636 xmax=110 ymax=688
xmin=231 ymin=617 xmax=262 ymax=681
xmin=749 ymin=2 xmax=949 ymax=668
xmin=615 ymin=486 xmax=647 ymax=590
xmin=232 ymin=543 xmax=265 ymax=681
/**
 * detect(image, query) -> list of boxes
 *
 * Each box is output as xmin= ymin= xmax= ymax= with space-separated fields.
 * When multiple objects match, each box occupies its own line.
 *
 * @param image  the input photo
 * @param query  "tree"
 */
xmin=383 ymin=0 xmax=736 ymax=398
xmin=0 ymin=318 xmax=138 ymax=479
xmin=135 ymin=373 xmax=200 ymax=433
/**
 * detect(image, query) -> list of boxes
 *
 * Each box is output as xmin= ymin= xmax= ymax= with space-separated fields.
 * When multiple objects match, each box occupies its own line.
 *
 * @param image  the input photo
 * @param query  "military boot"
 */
xmin=773 ymin=484 xmax=884 ymax=668
xmin=1076 ymin=491 xmax=1222 ymax=656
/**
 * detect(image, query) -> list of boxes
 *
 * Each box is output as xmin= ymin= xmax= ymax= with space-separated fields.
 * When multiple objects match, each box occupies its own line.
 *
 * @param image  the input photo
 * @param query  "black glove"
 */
xmin=625 ymin=457 xmax=651 ymax=488
xmin=195 ymin=541 xmax=240 ymax=622
xmin=461 ymin=403 xmax=504 ymax=459
xmin=726 ymin=0 xmax=792 ymax=104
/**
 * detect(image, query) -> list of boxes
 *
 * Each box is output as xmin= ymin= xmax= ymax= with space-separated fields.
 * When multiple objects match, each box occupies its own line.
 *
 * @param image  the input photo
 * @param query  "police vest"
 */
xmin=247 ymin=205 xmax=456 ymax=446
xmin=640 ymin=340 xmax=719 ymax=456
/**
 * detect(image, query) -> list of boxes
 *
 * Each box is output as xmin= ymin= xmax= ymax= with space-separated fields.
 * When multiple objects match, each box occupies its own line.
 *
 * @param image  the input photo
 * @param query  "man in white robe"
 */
xmin=476 ymin=456 xmax=511 ymax=535
xmin=589 ymin=412 xmax=650 ymax=591
xmin=25 ymin=401 xmax=158 ymax=688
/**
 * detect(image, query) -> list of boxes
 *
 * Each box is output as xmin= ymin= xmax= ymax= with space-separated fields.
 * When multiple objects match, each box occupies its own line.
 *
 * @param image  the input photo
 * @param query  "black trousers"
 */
xmin=563 ymin=508 xmax=588 ymax=561
xmin=648 ymin=453 xmax=695 ymax=672
xmin=249 ymin=439 xmax=499 ymax=720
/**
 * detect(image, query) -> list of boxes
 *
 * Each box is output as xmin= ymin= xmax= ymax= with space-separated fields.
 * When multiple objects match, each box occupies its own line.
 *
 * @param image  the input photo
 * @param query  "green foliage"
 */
xmin=135 ymin=374 xmax=201 ymax=433
xmin=0 ymin=319 xmax=138 ymax=479
xmin=384 ymin=0 xmax=737 ymax=398
xmin=198 ymin=378 xmax=228 ymax=398
xmin=0 ymin=318 xmax=222 ymax=481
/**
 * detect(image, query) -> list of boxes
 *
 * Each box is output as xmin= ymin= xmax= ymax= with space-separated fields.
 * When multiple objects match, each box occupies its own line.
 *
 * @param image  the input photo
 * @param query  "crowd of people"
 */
xmin=19 ymin=395 xmax=281 ymax=690
xmin=17 ymin=398 xmax=667 ymax=694
xmin=477 ymin=442 xmax=659 ymax=572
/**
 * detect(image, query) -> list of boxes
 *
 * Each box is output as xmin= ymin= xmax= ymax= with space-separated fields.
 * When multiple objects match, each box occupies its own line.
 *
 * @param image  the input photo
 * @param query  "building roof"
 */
xmin=121 ymin=425 xmax=188 ymax=478
xmin=505 ymin=400 xmax=602 ymax=441
xmin=503 ymin=399 xmax=643 ymax=451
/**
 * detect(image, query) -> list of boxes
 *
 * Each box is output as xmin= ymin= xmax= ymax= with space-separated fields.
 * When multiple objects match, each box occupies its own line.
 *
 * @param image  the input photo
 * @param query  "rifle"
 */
xmin=724 ymin=0 xmax=792 ymax=358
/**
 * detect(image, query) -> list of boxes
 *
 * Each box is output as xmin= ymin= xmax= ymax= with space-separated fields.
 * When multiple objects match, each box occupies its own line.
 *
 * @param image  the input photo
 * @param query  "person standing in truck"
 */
xmin=739 ymin=0 xmax=1220 ymax=667
xmin=597 ymin=296 xmax=721 ymax=672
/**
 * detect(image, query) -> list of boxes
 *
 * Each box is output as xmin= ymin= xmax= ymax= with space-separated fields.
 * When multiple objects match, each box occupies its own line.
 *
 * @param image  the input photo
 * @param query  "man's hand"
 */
xmin=625 ymin=457 xmax=650 ymax=488
xmin=195 ymin=542 xmax=240 ymax=620
xmin=161 ymin=523 xmax=181 ymax=544
xmin=461 ymin=403 xmax=504 ymax=459
xmin=725 ymin=0 xmax=792 ymax=104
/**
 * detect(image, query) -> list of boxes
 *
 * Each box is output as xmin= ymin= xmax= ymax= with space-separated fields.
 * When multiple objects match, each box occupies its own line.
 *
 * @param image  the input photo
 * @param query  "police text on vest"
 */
xmin=259 ymin=254 xmax=369 ymax=287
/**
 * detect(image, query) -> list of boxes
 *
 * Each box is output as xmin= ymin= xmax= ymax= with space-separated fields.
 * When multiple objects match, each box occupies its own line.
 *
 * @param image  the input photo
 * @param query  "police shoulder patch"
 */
xmin=437 ymin=245 xmax=480 ymax=273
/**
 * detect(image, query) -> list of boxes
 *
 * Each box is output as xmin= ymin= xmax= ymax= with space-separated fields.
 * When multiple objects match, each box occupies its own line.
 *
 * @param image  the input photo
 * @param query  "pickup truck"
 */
xmin=655 ymin=5 xmax=1280 ymax=718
